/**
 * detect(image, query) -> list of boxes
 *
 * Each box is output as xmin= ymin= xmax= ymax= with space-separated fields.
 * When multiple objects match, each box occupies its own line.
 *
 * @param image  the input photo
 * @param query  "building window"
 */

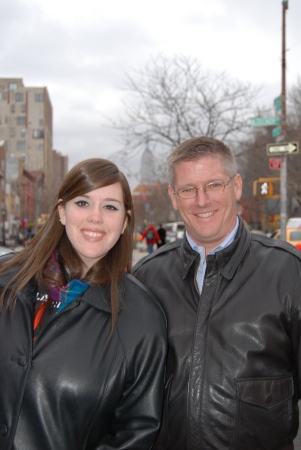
xmin=11 ymin=104 xmax=15 ymax=113
xmin=10 ymin=128 xmax=15 ymax=137
xmin=21 ymin=128 xmax=26 ymax=137
xmin=17 ymin=140 xmax=26 ymax=151
xmin=34 ymin=93 xmax=44 ymax=102
xmin=8 ymin=82 xmax=17 ymax=90
xmin=21 ymin=103 xmax=26 ymax=113
xmin=16 ymin=116 xmax=25 ymax=126
xmin=32 ymin=129 xmax=44 ymax=139
xmin=15 ymin=92 xmax=24 ymax=102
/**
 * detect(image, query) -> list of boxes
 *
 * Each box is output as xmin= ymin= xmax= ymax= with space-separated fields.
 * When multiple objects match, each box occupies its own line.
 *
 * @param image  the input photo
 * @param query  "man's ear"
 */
xmin=168 ymin=185 xmax=179 ymax=211
xmin=233 ymin=174 xmax=243 ymax=202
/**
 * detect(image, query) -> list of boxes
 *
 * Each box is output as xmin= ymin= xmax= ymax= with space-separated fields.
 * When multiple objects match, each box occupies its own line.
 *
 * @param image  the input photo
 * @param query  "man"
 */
xmin=133 ymin=136 xmax=301 ymax=450
xmin=157 ymin=223 xmax=166 ymax=247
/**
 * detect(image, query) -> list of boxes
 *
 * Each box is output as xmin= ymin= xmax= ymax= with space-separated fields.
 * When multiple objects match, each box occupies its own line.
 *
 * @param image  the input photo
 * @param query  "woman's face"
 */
xmin=58 ymin=182 xmax=128 ymax=272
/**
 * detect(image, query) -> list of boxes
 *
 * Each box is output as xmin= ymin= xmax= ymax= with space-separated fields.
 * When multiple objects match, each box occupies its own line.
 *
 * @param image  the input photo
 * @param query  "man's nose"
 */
xmin=195 ymin=188 xmax=211 ymax=205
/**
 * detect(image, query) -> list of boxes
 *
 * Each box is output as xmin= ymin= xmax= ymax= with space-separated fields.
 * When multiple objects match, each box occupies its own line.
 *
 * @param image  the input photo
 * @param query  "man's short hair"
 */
xmin=167 ymin=136 xmax=237 ymax=187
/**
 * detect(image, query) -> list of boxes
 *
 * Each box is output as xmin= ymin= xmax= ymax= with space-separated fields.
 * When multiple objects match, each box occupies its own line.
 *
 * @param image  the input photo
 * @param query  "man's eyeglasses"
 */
xmin=174 ymin=177 xmax=234 ymax=199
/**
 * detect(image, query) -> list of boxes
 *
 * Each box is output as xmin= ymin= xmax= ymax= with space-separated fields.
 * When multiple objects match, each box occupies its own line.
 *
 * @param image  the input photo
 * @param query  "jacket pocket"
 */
xmin=235 ymin=376 xmax=294 ymax=450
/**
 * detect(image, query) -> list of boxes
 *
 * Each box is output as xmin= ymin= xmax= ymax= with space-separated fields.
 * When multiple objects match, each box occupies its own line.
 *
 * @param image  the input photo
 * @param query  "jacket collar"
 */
xmin=0 ymin=256 xmax=126 ymax=314
xmin=181 ymin=217 xmax=251 ymax=280
xmin=78 ymin=275 xmax=126 ymax=313
xmin=181 ymin=237 xmax=200 ymax=280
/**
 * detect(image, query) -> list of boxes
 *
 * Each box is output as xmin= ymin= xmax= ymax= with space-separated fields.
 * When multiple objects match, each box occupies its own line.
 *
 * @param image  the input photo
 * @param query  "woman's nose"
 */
xmin=88 ymin=208 xmax=103 ymax=223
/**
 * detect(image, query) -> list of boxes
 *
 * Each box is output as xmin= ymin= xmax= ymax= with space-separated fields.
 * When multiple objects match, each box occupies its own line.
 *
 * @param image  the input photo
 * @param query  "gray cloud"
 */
xmin=0 ymin=0 xmax=300 ymax=187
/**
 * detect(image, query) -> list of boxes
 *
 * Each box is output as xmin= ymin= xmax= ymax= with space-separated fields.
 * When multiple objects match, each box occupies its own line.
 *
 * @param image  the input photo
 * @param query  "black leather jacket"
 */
xmin=0 ymin=267 xmax=167 ymax=450
xmin=133 ymin=219 xmax=301 ymax=450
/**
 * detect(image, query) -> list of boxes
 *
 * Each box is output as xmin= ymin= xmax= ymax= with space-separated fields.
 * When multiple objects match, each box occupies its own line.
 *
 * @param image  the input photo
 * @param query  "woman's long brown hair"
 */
xmin=0 ymin=158 xmax=134 ymax=334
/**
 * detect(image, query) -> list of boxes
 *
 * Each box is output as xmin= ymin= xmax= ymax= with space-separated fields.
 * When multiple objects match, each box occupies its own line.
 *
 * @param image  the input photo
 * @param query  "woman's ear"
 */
xmin=122 ymin=211 xmax=130 ymax=234
xmin=57 ymin=200 xmax=66 ymax=225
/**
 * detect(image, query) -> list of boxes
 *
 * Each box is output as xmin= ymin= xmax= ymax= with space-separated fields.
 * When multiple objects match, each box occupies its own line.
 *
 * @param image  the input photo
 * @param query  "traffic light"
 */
xmin=253 ymin=178 xmax=280 ymax=198
xmin=258 ymin=181 xmax=273 ymax=197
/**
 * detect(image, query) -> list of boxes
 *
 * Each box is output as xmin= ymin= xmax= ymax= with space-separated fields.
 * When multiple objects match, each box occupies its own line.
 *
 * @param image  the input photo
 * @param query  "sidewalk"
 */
xmin=132 ymin=248 xmax=148 ymax=266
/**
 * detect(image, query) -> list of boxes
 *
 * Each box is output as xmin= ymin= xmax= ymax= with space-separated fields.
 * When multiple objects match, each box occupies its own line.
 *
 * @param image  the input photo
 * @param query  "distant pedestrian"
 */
xmin=157 ymin=224 xmax=166 ymax=248
xmin=140 ymin=224 xmax=161 ymax=254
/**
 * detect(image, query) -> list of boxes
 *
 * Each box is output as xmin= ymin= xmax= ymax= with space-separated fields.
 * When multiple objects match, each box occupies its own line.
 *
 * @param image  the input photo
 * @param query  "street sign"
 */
xmin=269 ymin=157 xmax=282 ymax=170
xmin=266 ymin=141 xmax=299 ymax=156
xmin=250 ymin=116 xmax=281 ymax=127
xmin=274 ymin=96 xmax=282 ymax=111
xmin=272 ymin=126 xmax=282 ymax=137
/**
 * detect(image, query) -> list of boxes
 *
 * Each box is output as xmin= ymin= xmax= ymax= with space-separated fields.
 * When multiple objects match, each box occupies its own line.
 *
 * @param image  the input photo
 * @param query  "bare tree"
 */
xmin=112 ymin=54 xmax=261 ymax=174
xmin=238 ymin=128 xmax=281 ymax=231
xmin=279 ymin=79 xmax=301 ymax=215
xmin=238 ymin=77 xmax=301 ymax=227
xmin=132 ymin=182 xmax=173 ymax=231
xmin=288 ymin=77 xmax=301 ymax=129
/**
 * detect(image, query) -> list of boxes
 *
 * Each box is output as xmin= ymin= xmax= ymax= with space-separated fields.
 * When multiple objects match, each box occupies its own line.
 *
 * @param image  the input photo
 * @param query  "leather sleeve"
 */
xmin=96 ymin=276 xmax=167 ymax=449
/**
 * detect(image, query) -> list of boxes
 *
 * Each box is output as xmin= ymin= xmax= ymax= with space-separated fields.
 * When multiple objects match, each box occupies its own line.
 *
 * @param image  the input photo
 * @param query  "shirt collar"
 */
xmin=186 ymin=216 xmax=239 ymax=256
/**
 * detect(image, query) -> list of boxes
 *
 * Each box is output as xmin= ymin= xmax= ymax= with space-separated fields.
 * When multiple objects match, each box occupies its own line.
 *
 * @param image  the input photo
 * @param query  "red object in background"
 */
xmin=269 ymin=157 xmax=282 ymax=170
xmin=295 ymin=244 xmax=301 ymax=251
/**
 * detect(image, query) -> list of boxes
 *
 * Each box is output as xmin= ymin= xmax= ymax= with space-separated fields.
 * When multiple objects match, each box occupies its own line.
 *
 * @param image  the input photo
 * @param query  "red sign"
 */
xmin=269 ymin=157 xmax=282 ymax=170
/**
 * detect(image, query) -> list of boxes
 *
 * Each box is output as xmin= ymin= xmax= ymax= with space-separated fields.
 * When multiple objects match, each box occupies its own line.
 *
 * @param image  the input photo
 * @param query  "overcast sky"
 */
xmin=1 ymin=0 xmax=301 ymax=186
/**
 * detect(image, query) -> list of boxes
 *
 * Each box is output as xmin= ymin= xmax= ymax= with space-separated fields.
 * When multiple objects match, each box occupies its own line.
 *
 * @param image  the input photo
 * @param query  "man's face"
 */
xmin=168 ymin=157 xmax=242 ymax=254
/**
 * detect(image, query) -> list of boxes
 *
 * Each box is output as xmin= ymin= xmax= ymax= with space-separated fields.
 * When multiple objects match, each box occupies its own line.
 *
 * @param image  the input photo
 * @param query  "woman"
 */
xmin=0 ymin=158 xmax=167 ymax=450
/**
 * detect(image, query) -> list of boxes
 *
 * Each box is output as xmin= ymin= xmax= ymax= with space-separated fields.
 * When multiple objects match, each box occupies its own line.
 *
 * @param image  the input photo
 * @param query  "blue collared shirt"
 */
xmin=186 ymin=217 xmax=239 ymax=294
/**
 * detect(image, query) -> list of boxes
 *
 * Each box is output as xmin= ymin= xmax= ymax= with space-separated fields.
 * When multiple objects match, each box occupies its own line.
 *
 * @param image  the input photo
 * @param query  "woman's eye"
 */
xmin=75 ymin=200 xmax=89 ymax=207
xmin=104 ymin=204 xmax=118 ymax=211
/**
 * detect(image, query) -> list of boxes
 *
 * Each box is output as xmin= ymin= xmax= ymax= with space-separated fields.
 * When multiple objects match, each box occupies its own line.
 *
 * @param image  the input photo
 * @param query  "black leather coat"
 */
xmin=0 ymin=267 xmax=167 ymax=450
xmin=133 ymin=219 xmax=301 ymax=449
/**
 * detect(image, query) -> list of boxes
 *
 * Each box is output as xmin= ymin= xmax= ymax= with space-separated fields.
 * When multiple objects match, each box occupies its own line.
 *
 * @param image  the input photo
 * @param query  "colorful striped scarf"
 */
xmin=34 ymin=251 xmax=90 ymax=333
xmin=47 ymin=251 xmax=90 ymax=312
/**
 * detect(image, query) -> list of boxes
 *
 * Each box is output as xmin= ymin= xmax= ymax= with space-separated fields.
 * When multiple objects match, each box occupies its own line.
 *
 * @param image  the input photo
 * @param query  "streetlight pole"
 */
xmin=280 ymin=0 xmax=288 ymax=240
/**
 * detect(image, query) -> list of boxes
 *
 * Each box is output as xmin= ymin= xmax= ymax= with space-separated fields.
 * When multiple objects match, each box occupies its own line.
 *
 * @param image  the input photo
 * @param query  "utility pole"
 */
xmin=280 ymin=0 xmax=288 ymax=240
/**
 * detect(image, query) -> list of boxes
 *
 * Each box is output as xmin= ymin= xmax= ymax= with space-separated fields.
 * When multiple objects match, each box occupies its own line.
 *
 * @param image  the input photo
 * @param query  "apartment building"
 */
xmin=0 ymin=78 xmax=68 ymax=236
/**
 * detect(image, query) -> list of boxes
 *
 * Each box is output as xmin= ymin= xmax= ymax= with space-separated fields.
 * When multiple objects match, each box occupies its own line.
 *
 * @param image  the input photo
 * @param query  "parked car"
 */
xmin=286 ymin=217 xmax=301 ymax=228
xmin=0 ymin=246 xmax=14 ymax=256
xmin=270 ymin=228 xmax=301 ymax=249
xmin=164 ymin=222 xmax=185 ymax=243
